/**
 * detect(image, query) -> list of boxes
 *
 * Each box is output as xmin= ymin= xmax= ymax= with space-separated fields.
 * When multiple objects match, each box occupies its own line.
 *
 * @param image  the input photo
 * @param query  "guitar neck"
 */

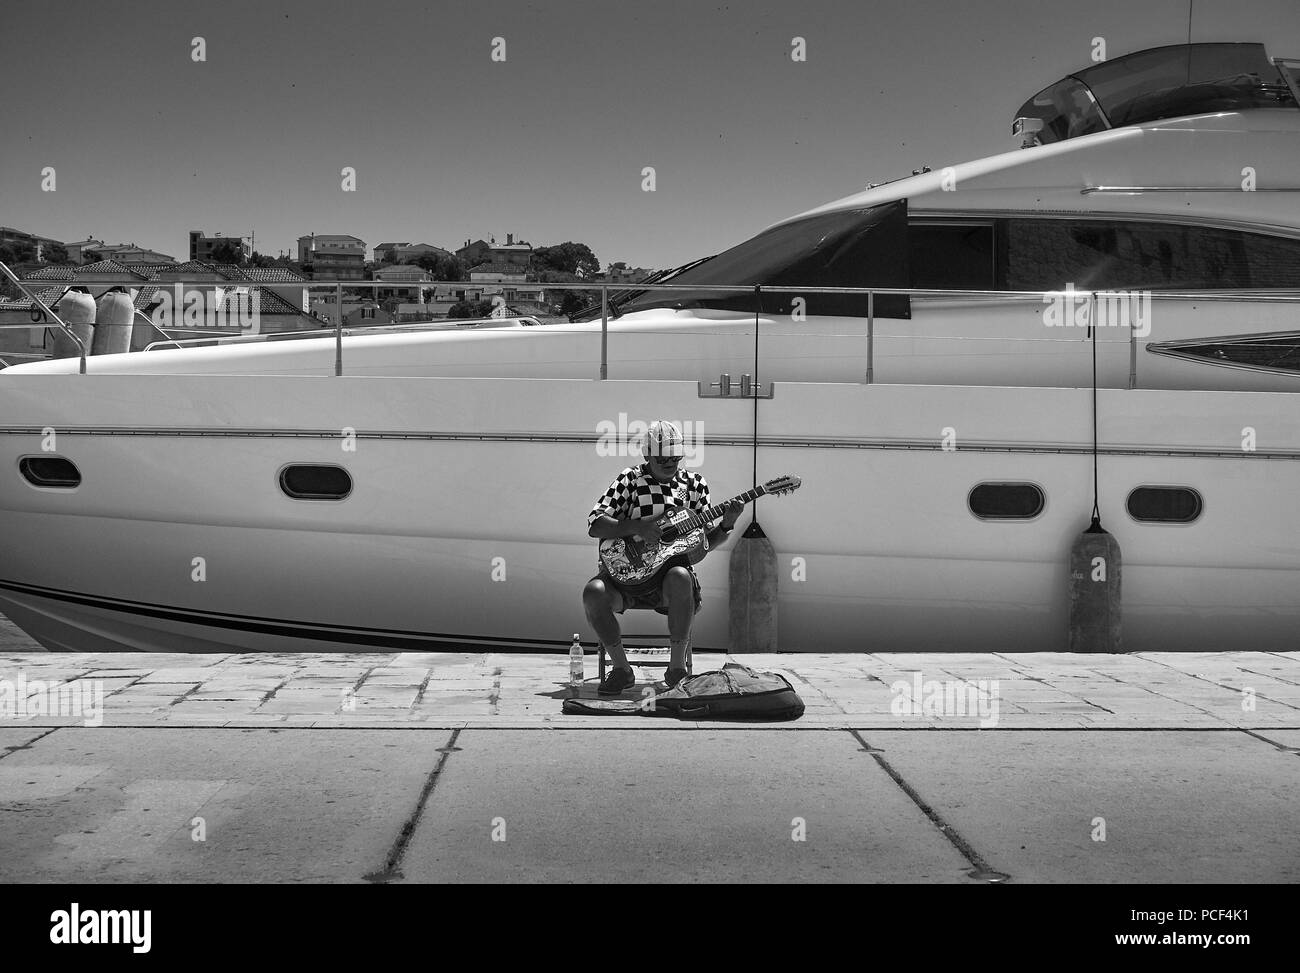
xmin=681 ymin=486 xmax=767 ymax=531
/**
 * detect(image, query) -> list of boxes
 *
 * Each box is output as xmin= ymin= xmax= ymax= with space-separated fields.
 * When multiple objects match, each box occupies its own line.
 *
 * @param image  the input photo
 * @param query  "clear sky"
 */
xmin=2 ymin=0 xmax=1298 ymax=269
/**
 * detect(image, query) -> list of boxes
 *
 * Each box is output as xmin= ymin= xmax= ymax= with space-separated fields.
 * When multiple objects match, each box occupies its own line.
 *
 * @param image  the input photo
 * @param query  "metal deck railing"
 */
xmin=3 ymin=261 xmax=1299 ymax=386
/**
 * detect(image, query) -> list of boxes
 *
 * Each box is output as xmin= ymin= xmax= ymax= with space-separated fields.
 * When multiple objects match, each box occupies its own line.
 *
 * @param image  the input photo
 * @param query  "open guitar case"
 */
xmin=563 ymin=663 xmax=805 ymax=721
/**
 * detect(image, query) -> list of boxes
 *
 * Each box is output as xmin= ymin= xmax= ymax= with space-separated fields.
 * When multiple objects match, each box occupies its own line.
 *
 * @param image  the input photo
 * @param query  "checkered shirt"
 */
xmin=588 ymin=464 xmax=712 ymax=531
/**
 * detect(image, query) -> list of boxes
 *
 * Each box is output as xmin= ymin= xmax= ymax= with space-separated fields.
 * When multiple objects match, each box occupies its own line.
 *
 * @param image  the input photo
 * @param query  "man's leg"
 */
xmin=662 ymin=567 xmax=694 ymax=671
xmin=583 ymin=578 xmax=630 ymax=671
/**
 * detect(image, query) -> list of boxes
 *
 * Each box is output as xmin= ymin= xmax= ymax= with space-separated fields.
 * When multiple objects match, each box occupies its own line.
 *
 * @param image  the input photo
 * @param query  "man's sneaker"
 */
xmin=597 ymin=666 xmax=636 ymax=696
xmin=664 ymin=667 xmax=689 ymax=689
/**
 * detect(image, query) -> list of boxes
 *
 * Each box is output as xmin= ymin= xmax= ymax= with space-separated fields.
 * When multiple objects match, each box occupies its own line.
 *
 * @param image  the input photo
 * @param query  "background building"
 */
xmin=456 ymin=234 xmax=532 ymax=270
xmin=297 ymin=233 xmax=366 ymax=280
xmin=374 ymin=242 xmax=453 ymax=264
xmin=189 ymin=230 xmax=252 ymax=263
xmin=87 ymin=243 xmax=176 ymax=264
xmin=371 ymin=263 xmax=434 ymax=301
xmin=0 ymin=226 xmax=63 ymax=263
xmin=488 ymin=233 xmax=532 ymax=269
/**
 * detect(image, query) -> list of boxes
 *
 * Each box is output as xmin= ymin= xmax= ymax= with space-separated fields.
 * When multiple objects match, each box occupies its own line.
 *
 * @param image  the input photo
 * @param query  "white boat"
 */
xmin=2 ymin=42 xmax=1299 ymax=653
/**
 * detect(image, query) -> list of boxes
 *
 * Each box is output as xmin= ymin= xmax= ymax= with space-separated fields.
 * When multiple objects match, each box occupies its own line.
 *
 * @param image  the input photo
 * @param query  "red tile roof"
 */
xmin=1 ymin=282 xmax=305 ymax=319
xmin=252 ymin=288 xmax=304 ymax=315
xmin=469 ymin=262 xmax=530 ymax=276
xmin=240 ymin=266 xmax=307 ymax=283
xmin=0 ymin=285 xmax=63 ymax=310
xmin=24 ymin=259 xmax=151 ymax=281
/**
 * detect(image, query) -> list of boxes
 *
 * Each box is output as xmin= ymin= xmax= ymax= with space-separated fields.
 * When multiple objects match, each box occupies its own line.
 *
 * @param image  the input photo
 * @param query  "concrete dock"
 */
xmin=1 ymin=617 xmax=1298 ymax=883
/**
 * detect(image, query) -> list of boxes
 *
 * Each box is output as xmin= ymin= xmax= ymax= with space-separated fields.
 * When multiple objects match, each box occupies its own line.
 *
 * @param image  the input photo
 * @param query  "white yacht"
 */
xmin=2 ymin=42 xmax=1298 ymax=653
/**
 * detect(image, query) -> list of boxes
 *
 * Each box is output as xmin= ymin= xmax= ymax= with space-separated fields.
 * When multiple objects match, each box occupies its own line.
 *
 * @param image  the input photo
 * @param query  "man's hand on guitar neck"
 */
xmin=705 ymin=500 xmax=744 ymax=548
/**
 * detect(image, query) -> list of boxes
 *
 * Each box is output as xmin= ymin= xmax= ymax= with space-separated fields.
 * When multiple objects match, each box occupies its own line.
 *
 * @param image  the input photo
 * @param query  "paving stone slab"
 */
xmin=398 ymin=728 xmax=976 ymax=883
xmin=0 ymin=728 xmax=449 ymax=882
xmin=859 ymin=729 xmax=1300 ymax=882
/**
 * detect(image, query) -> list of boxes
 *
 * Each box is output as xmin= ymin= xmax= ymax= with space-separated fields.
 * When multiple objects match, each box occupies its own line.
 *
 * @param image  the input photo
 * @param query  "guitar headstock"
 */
xmin=762 ymin=474 xmax=802 ymax=496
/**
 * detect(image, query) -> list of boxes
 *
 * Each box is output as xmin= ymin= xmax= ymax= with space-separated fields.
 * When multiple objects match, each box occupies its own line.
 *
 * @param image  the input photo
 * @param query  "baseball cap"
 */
xmin=641 ymin=419 xmax=685 ymax=458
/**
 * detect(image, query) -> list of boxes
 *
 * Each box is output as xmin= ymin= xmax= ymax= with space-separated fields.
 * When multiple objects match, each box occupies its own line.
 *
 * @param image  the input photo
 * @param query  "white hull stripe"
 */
xmin=0 ymin=426 xmax=1296 ymax=460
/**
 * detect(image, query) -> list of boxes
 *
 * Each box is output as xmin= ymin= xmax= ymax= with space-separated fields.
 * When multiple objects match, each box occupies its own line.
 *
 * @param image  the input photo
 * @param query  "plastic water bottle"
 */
xmin=569 ymin=634 xmax=584 ymax=687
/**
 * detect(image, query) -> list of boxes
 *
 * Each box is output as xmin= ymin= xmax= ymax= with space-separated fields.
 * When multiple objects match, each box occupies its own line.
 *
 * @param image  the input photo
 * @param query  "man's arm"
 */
xmin=703 ymin=500 xmax=743 ymax=549
xmin=588 ymin=470 xmax=649 ymax=540
xmin=589 ymin=514 xmax=661 ymax=543
xmin=685 ymin=474 xmax=742 ymax=554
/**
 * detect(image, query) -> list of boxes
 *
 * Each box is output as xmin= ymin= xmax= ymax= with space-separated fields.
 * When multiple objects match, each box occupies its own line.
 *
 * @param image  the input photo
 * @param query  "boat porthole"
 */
xmin=19 ymin=455 xmax=82 ymax=489
xmin=278 ymin=464 xmax=353 ymax=501
xmin=968 ymin=482 xmax=1045 ymax=520
xmin=1126 ymin=486 xmax=1202 ymax=524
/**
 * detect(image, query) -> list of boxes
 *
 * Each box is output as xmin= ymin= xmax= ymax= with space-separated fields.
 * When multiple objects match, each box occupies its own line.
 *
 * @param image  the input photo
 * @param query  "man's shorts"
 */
xmin=591 ymin=568 xmax=702 ymax=616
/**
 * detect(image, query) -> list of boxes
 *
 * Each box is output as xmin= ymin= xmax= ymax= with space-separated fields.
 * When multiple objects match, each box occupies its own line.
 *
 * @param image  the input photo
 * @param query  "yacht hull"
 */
xmin=0 ymin=373 xmax=1296 ymax=652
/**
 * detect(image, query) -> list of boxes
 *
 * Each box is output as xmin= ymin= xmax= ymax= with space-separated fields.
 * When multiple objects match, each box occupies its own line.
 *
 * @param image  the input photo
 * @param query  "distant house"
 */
xmin=489 ymin=233 xmax=532 ymax=270
xmin=468 ymin=261 xmax=545 ymax=304
xmin=376 ymin=242 xmax=452 ymax=264
xmin=64 ymin=238 xmax=105 ymax=264
xmin=308 ymin=296 xmax=397 ymax=327
xmin=371 ymin=263 xmax=434 ymax=301
xmin=373 ymin=242 xmax=408 ymax=263
xmin=297 ymin=233 xmax=366 ymax=280
xmin=0 ymin=226 xmax=64 ymax=263
xmin=398 ymin=243 xmax=452 ymax=262
xmin=455 ymin=238 xmax=492 ymax=267
xmin=456 ymin=233 xmax=532 ymax=271
xmin=189 ymin=230 xmax=252 ymax=263
xmin=603 ymin=264 xmax=655 ymax=284
xmin=88 ymin=243 xmax=177 ymax=264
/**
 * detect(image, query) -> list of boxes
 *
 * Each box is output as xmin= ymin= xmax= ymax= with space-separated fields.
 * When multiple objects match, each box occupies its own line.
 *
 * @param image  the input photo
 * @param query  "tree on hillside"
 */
xmin=412 ymin=252 xmax=467 ymax=281
xmin=210 ymin=241 xmax=243 ymax=265
xmin=447 ymin=299 xmax=495 ymax=319
xmin=43 ymin=243 xmax=71 ymax=265
xmin=0 ymin=242 xmax=36 ymax=266
xmin=556 ymin=290 xmax=596 ymax=316
xmin=533 ymin=242 xmax=600 ymax=279
xmin=0 ymin=243 xmax=37 ymax=298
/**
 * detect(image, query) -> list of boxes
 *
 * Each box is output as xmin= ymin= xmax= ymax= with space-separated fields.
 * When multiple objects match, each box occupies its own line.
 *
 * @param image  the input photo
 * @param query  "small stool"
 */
xmin=598 ymin=634 xmax=692 ymax=682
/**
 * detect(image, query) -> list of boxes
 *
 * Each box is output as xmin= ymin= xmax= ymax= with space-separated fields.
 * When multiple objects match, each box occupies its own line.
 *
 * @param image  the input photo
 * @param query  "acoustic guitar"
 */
xmin=598 ymin=474 xmax=802 ymax=590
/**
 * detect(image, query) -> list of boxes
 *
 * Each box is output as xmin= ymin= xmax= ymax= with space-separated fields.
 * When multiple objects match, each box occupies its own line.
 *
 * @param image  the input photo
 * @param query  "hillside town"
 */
xmin=0 ymin=224 xmax=656 ymax=361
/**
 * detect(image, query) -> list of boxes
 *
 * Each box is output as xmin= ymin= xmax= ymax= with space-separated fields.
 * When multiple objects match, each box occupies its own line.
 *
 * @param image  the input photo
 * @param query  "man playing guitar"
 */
xmin=583 ymin=419 xmax=742 ymax=695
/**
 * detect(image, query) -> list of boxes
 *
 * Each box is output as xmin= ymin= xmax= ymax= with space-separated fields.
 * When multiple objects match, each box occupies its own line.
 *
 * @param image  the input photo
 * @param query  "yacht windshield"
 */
xmin=607 ymin=200 xmax=911 ymax=319
xmin=1016 ymin=42 xmax=1297 ymax=144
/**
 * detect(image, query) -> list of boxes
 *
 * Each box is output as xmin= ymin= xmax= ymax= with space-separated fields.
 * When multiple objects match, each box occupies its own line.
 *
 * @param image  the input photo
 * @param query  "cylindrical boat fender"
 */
xmin=1067 ymin=516 xmax=1122 ymax=653
xmin=729 ymin=518 xmax=779 ymax=652
xmin=91 ymin=288 xmax=134 ymax=356
xmin=51 ymin=287 xmax=96 ymax=359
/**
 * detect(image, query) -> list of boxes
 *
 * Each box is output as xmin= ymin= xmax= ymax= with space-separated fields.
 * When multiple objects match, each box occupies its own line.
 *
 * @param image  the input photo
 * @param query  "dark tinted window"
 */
xmin=612 ymin=201 xmax=912 ymax=319
xmin=911 ymin=223 xmax=995 ymax=291
xmin=279 ymin=465 xmax=352 ymax=500
xmin=969 ymin=482 xmax=1045 ymax=519
xmin=1156 ymin=334 xmax=1300 ymax=371
xmin=1242 ymin=234 xmax=1300 ymax=288
xmin=1071 ymin=43 xmax=1293 ymax=127
xmin=1127 ymin=486 xmax=1202 ymax=523
xmin=20 ymin=456 xmax=81 ymax=488
xmin=1015 ymin=43 xmax=1295 ymax=144
xmin=1005 ymin=220 xmax=1300 ymax=291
